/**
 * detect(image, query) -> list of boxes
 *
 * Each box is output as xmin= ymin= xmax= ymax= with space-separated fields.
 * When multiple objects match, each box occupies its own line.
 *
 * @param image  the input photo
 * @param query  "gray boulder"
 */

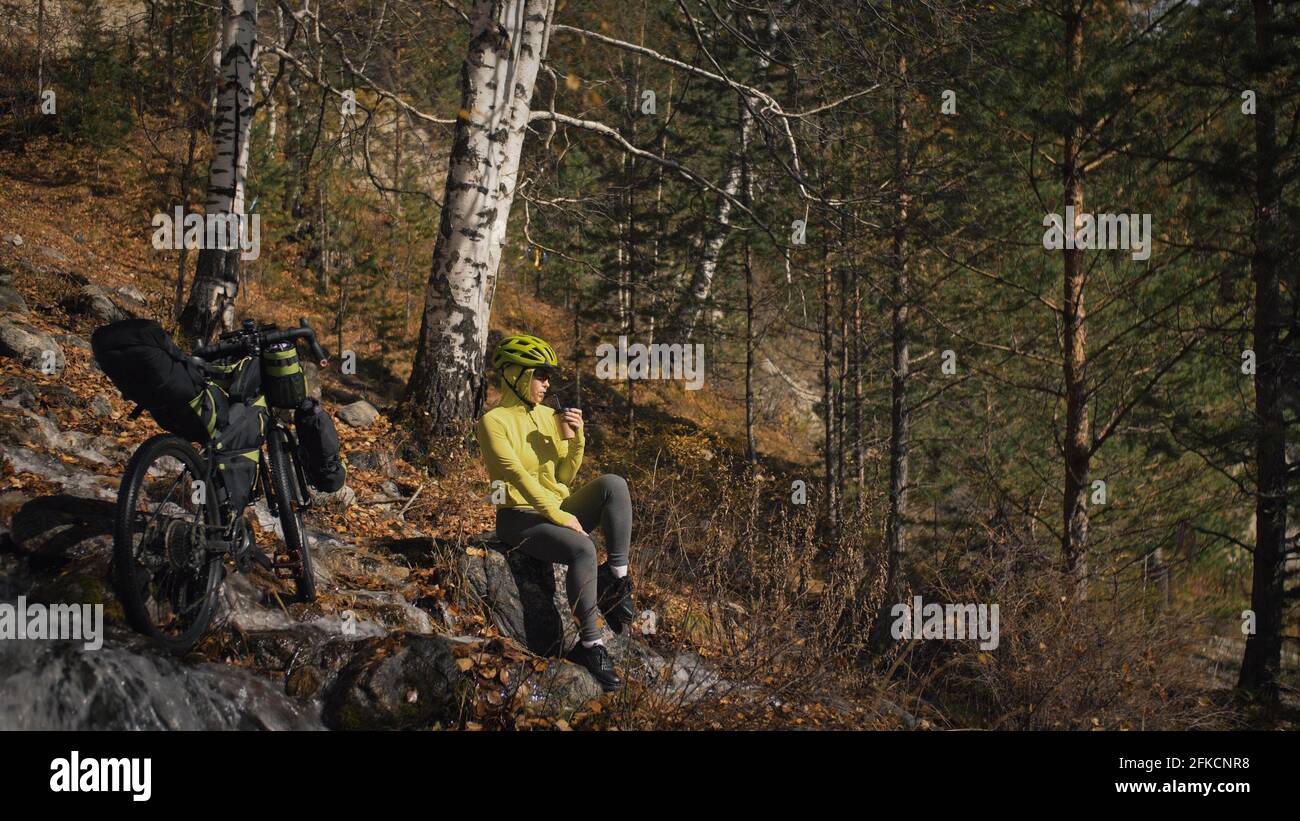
xmin=0 ymin=286 xmax=27 ymax=313
xmin=0 ymin=639 xmax=324 ymax=730
xmin=321 ymin=635 xmax=469 ymax=730
xmin=0 ymin=375 xmax=37 ymax=410
xmin=114 ymin=285 xmax=149 ymax=310
xmin=0 ymin=445 xmax=117 ymax=500
xmin=528 ymin=660 xmax=605 ymax=713
xmin=347 ymin=448 xmax=397 ymax=475
xmin=61 ymin=283 xmax=131 ymax=323
xmin=0 ymin=315 xmax=64 ymax=372
xmin=458 ymin=535 xmax=578 ymax=657
xmin=37 ymin=246 xmax=69 ymax=265
xmin=56 ymin=333 xmax=91 ymax=352
xmin=337 ymin=400 xmax=379 ymax=428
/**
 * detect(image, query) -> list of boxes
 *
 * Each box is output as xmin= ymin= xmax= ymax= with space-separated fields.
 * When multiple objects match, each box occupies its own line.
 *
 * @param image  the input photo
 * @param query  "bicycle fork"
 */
xmin=259 ymin=428 xmax=309 ymax=581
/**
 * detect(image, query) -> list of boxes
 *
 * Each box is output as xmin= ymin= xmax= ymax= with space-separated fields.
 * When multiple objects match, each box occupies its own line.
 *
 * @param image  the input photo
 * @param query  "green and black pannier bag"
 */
xmin=91 ymin=318 xmax=227 ymax=442
xmin=261 ymin=340 xmax=307 ymax=409
xmin=294 ymin=398 xmax=346 ymax=493
xmin=213 ymin=396 xmax=268 ymax=512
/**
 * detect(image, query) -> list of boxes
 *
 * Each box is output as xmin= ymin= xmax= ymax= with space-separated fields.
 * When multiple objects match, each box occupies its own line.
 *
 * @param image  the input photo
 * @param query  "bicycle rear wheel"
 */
xmin=112 ymin=434 xmax=224 ymax=654
xmin=265 ymin=426 xmax=316 ymax=602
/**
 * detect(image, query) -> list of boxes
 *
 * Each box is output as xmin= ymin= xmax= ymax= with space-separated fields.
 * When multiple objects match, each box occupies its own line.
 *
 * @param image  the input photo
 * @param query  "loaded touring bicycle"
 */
xmin=92 ymin=317 xmax=346 ymax=653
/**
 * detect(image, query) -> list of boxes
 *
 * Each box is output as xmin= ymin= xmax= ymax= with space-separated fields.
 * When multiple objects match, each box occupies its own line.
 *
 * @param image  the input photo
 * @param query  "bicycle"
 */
xmin=111 ymin=319 xmax=331 ymax=654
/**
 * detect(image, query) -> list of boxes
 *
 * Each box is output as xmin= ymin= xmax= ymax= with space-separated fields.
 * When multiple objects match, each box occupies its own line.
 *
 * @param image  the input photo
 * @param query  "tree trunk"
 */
xmin=873 ymin=52 xmax=912 ymax=649
xmin=674 ymin=104 xmax=753 ymax=340
xmin=821 ymin=241 xmax=838 ymax=544
xmin=837 ymin=220 xmax=848 ymax=502
xmin=403 ymin=0 xmax=553 ymax=434
xmin=852 ymin=248 xmax=864 ymax=512
xmin=1238 ymin=0 xmax=1287 ymax=705
xmin=181 ymin=0 xmax=257 ymax=342
xmin=174 ymin=123 xmax=199 ymax=320
xmin=742 ymin=134 xmax=756 ymax=463
xmin=36 ymin=0 xmax=45 ymax=99
xmin=623 ymin=73 xmax=637 ymax=431
xmin=1061 ymin=4 xmax=1091 ymax=596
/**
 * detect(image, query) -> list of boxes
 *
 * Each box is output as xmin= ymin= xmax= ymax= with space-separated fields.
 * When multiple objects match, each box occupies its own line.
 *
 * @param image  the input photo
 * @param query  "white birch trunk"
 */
xmin=404 ymin=0 xmax=554 ymax=432
xmin=182 ymin=0 xmax=258 ymax=341
xmin=675 ymin=106 xmax=752 ymax=340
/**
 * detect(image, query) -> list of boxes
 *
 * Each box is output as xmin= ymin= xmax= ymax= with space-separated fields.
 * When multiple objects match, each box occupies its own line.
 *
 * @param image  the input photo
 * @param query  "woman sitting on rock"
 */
xmin=473 ymin=334 xmax=636 ymax=692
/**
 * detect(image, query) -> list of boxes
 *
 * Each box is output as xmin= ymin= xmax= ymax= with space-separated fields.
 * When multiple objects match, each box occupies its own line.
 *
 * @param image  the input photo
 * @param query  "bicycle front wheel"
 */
xmin=112 ymin=434 xmax=224 ymax=654
xmin=265 ymin=426 xmax=316 ymax=602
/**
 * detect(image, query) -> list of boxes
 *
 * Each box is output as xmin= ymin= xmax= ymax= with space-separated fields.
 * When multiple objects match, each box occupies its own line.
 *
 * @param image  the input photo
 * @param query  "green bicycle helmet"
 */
xmin=493 ymin=334 xmax=559 ymax=371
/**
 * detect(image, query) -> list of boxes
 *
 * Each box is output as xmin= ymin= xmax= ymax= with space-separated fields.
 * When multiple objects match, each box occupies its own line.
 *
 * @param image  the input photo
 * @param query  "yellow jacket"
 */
xmin=474 ymin=364 xmax=584 ymax=525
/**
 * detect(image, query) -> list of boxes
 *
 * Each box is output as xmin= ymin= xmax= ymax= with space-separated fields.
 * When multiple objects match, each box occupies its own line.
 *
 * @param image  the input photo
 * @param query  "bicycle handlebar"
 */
xmin=192 ymin=318 xmax=330 ymax=368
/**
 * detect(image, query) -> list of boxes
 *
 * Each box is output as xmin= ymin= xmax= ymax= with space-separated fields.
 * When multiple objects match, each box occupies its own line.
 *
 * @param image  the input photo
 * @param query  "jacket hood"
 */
xmin=499 ymin=363 xmax=536 ymax=408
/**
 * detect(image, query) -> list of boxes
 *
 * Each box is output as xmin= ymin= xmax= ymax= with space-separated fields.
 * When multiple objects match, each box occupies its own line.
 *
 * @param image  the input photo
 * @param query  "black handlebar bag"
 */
xmin=261 ymin=341 xmax=307 ymax=409
xmin=91 ymin=319 xmax=227 ymax=442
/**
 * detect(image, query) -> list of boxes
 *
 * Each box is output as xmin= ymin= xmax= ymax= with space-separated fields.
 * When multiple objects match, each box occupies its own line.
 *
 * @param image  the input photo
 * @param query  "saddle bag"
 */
xmin=90 ymin=319 xmax=226 ymax=442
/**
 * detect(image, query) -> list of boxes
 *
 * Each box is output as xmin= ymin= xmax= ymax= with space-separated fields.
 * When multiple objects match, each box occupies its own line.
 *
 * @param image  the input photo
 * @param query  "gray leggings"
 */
xmin=496 ymin=473 xmax=632 ymax=643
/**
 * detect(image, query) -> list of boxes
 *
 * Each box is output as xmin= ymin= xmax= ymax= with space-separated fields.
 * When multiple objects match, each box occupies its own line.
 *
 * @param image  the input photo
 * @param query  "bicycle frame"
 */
xmin=190 ymin=409 xmax=298 ymax=560
xmin=194 ymin=438 xmax=238 ymax=555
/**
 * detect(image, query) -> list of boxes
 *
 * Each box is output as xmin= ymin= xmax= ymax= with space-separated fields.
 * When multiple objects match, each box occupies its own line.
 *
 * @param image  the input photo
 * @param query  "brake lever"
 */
xmin=299 ymin=317 xmax=329 ymax=368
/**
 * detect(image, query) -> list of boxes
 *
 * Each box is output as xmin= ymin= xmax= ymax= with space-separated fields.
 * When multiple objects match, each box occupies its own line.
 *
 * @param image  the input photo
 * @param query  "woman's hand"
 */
xmin=561 ymin=408 xmax=584 ymax=434
xmin=562 ymin=515 xmax=586 ymax=535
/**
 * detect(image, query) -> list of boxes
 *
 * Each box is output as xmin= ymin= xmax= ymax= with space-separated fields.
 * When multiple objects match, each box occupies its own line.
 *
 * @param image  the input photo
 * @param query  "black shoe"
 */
xmin=567 ymin=641 xmax=621 ymax=692
xmin=596 ymin=563 xmax=637 ymax=634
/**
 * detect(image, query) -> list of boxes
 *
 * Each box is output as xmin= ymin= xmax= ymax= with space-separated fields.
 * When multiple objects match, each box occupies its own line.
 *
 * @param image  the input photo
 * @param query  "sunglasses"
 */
xmin=532 ymin=368 xmax=555 ymax=382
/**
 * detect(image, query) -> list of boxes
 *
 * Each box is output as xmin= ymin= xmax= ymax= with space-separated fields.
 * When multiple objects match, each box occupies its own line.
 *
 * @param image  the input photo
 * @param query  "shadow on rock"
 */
xmin=2 ymin=494 xmax=122 ymax=620
xmin=6 ymin=494 xmax=115 ymax=570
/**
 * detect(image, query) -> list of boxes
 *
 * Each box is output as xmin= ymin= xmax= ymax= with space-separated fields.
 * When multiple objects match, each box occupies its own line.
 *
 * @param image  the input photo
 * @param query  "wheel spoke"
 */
xmin=139 ymin=466 xmax=191 ymax=538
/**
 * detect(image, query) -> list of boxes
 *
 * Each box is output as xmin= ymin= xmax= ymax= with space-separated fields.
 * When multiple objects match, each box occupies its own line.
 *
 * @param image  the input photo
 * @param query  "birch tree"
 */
xmin=674 ymin=106 xmax=752 ymax=340
xmin=180 ymin=0 xmax=258 ymax=342
xmin=403 ymin=0 xmax=553 ymax=433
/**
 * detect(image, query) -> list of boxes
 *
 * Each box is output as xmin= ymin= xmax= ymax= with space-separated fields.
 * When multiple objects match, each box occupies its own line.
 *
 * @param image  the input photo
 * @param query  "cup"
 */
xmin=555 ymin=402 xmax=575 ymax=440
